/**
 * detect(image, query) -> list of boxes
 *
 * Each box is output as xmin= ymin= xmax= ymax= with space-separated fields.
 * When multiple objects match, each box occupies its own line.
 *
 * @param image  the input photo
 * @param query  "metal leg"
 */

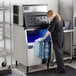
xmin=26 ymin=66 xmax=29 ymax=73
xmin=69 ymin=59 xmax=72 ymax=63
xmin=46 ymin=59 xmax=50 ymax=70
xmin=47 ymin=63 xmax=49 ymax=70
xmin=42 ymin=59 xmax=46 ymax=64
xmin=16 ymin=61 xmax=18 ymax=66
xmin=70 ymin=32 xmax=73 ymax=62
xmin=51 ymin=59 xmax=54 ymax=66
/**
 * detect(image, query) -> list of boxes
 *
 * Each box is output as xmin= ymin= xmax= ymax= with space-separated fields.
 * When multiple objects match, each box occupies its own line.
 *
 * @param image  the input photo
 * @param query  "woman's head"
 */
xmin=47 ymin=10 xmax=54 ymax=18
xmin=47 ymin=10 xmax=55 ymax=19
xmin=47 ymin=10 xmax=61 ymax=21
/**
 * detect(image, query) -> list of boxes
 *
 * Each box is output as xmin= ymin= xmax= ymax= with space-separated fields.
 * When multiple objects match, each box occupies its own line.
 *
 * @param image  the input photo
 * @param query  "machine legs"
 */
xmin=26 ymin=66 xmax=29 ymax=73
xmin=47 ymin=62 xmax=49 ymax=70
xmin=16 ymin=60 xmax=18 ymax=66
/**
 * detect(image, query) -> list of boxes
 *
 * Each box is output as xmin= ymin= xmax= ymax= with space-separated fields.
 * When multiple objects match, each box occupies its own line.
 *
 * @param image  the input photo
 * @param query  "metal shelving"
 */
xmin=0 ymin=2 xmax=12 ymax=69
xmin=0 ymin=2 xmax=13 ymax=75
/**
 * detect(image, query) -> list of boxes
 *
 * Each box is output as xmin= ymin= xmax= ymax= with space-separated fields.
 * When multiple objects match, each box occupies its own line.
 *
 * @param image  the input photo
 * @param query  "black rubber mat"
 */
xmin=0 ymin=69 xmax=11 ymax=76
xmin=27 ymin=66 xmax=76 ymax=76
xmin=4 ymin=69 xmax=24 ymax=76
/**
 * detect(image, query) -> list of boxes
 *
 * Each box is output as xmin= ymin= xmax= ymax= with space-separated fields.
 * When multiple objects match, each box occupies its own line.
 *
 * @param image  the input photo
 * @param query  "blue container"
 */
xmin=44 ymin=42 xmax=51 ymax=59
xmin=27 ymin=29 xmax=51 ymax=43
xmin=34 ymin=41 xmax=51 ymax=59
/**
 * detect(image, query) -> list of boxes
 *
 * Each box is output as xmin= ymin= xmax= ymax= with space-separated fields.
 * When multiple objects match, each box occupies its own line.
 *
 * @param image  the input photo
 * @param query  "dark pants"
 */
xmin=53 ymin=43 xmax=65 ymax=71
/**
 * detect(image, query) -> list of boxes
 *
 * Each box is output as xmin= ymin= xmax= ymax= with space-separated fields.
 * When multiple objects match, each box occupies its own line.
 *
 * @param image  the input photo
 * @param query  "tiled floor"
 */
xmin=0 ymin=54 xmax=76 ymax=76
xmin=67 ymin=60 xmax=76 ymax=69
xmin=0 ymin=57 xmax=76 ymax=76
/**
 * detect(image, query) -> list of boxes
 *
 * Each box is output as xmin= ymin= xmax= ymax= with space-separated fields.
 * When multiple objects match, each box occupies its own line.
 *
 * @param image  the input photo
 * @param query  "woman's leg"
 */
xmin=53 ymin=44 xmax=65 ymax=71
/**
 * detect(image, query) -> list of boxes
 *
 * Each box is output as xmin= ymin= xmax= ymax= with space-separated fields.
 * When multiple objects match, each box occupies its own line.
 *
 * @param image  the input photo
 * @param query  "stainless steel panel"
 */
xmin=73 ymin=0 xmax=76 ymax=17
xmin=73 ymin=0 xmax=76 ymax=45
xmin=23 ymin=5 xmax=48 ymax=13
xmin=59 ymin=0 xmax=74 ymax=55
xmin=59 ymin=0 xmax=73 ymax=22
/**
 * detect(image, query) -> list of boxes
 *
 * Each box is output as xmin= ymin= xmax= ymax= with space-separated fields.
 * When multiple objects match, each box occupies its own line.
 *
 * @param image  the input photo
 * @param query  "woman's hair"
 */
xmin=47 ymin=10 xmax=61 ymax=21
xmin=47 ymin=10 xmax=53 ymax=17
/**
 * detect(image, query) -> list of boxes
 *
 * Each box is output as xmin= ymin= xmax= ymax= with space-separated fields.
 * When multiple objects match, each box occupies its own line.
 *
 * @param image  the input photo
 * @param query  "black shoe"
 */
xmin=55 ymin=68 xmax=66 ymax=73
xmin=55 ymin=69 xmax=66 ymax=73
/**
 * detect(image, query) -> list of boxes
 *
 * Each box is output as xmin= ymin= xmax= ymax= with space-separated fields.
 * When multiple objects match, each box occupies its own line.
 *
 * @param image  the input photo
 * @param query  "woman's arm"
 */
xmin=42 ymin=31 xmax=51 ymax=40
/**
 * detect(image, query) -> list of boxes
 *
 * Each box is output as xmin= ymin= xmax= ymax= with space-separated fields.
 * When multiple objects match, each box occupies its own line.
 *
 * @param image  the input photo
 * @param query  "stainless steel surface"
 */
xmin=52 ymin=30 xmax=74 ymax=62
xmin=73 ymin=0 xmax=76 ymax=45
xmin=58 ymin=0 xmax=74 ymax=61
xmin=73 ymin=0 xmax=76 ymax=17
xmin=59 ymin=0 xmax=73 ymax=22
xmin=64 ymin=29 xmax=74 ymax=33
xmin=23 ymin=5 xmax=47 ymax=13
xmin=59 ymin=0 xmax=75 ymax=46
xmin=72 ymin=0 xmax=76 ymax=52
xmin=13 ymin=4 xmax=48 ymax=27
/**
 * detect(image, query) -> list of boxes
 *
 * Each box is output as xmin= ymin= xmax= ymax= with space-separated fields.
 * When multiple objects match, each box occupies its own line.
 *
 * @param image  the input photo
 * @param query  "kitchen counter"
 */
xmin=64 ymin=29 xmax=74 ymax=33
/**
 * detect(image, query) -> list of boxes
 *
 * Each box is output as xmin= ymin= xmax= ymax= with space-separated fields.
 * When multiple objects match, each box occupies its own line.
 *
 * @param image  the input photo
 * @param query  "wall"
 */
xmin=59 ymin=0 xmax=73 ymax=22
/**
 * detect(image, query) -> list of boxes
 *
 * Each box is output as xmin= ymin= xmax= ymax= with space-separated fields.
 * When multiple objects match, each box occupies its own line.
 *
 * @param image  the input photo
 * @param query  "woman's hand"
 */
xmin=42 ymin=37 xmax=46 ymax=41
xmin=42 ymin=31 xmax=51 ymax=41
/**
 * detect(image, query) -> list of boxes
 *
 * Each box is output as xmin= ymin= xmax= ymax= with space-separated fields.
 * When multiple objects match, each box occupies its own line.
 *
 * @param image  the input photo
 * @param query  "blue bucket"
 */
xmin=34 ymin=41 xmax=51 ymax=59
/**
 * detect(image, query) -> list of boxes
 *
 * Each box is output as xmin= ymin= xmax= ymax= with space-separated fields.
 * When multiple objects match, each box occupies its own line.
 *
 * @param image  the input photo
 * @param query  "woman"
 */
xmin=42 ymin=10 xmax=66 ymax=73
